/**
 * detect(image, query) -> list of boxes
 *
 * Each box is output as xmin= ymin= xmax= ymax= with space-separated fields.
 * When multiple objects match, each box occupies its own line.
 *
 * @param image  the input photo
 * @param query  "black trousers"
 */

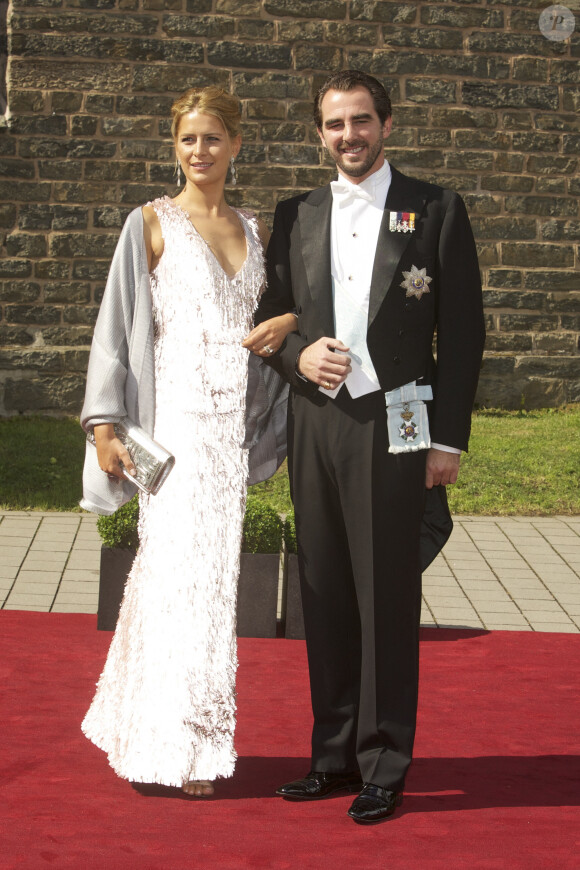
xmin=288 ymin=387 xmax=426 ymax=792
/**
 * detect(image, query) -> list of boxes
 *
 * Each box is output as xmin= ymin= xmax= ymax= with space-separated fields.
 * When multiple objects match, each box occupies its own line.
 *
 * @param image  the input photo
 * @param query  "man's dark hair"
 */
xmin=313 ymin=70 xmax=392 ymax=129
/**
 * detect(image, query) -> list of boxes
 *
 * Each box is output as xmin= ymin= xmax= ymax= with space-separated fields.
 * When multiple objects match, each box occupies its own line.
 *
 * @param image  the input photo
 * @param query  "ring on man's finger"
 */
xmin=262 ymin=345 xmax=274 ymax=354
xmin=323 ymin=380 xmax=332 ymax=390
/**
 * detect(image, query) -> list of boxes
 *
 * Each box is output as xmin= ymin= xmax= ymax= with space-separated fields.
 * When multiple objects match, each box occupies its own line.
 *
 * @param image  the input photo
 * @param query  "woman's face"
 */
xmin=174 ymin=110 xmax=241 ymax=189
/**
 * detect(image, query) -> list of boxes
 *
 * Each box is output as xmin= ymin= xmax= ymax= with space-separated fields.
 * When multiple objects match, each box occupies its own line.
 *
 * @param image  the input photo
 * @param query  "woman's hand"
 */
xmin=93 ymin=423 xmax=137 ymax=482
xmin=242 ymin=313 xmax=297 ymax=357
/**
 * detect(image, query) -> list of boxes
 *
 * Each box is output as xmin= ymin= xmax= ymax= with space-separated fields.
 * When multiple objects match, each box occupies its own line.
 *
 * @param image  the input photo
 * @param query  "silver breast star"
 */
xmin=400 ymin=265 xmax=432 ymax=300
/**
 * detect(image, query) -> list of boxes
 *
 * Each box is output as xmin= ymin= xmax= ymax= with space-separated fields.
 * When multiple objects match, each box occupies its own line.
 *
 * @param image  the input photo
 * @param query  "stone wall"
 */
xmin=0 ymin=0 xmax=578 ymax=415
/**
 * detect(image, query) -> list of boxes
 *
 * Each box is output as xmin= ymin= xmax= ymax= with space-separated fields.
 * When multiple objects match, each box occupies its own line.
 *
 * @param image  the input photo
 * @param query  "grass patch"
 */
xmin=0 ymin=407 xmax=578 ymax=515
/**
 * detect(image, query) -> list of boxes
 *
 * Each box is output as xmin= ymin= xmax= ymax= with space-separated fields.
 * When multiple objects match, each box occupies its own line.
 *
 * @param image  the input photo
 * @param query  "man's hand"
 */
xmin=297 ymin=338 xmax=351 ymax=389
xmin=425 ymin=448 xmax=461 ymax=489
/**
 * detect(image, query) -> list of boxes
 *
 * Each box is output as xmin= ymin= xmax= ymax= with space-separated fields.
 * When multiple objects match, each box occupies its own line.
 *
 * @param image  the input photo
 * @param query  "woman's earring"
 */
xmin=176 ymin=162 xmax=181 ymax=187
xmin=230 ymin=157 xmax=237 ymax=187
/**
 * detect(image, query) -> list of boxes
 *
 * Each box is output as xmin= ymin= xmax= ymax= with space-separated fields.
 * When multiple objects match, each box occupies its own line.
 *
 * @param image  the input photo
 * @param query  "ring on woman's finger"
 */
xmin=262 ymin=345 xmax=274 ymax=354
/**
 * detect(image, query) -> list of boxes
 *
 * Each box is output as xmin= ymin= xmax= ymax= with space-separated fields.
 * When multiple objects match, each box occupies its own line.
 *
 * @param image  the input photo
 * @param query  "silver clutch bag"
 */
xmin=87 ymin=418 xmax=175 ymax=495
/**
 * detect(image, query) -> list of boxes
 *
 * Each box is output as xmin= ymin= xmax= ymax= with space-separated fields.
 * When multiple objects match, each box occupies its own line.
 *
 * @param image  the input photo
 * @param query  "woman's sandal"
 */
xmin=182 ymin=780 xmax=214 ymax=797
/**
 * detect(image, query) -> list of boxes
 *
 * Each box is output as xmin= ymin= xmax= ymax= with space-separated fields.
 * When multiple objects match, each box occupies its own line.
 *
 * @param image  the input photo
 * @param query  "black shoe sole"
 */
xmin=276 ymin=783 xmax=363 ymax=801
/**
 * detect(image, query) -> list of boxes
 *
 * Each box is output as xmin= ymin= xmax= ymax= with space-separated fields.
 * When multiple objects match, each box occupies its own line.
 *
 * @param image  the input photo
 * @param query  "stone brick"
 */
xmin=44 ymin=283 xmax=91 ymax=304
xmin=471 ymin=218 xmax=536 ymax=241
xmin=536 ymin=178 xmax=566 ymax=195
xmin=384 ymin=26 xmax=462 ymax=50
xmin=209 ymin=41 xmax=291 ymax=70
xmin=527 ymin=156 xmax=577 ymax=176
xmin=260 ymin=123 xmax=306 ymax=143
xmin=264 ymin=0 xmax=346 ymax=19
xmin=455 ymin=131 xmax=510 ymax=150
xmin=541 ymin=221 xmax=580 ymax=242
xmin=18 ymin=206 xmax=53 ymax=231
xmin=295 ymin=45 xmax=343 ymax=71
xmin=512 ymin=132 xmax=561 ymax=152
xmin=215 ymin=0 xmax=260 ymax=13
xmin=525 ymin=272 xmax=580 ymax=292
xmin=237 ymin=20 xmax=275 ymax=40
xmin=431 ymin=108 xmax=497 ymax=129
xmin=482 ymin=290 xmax=544 ymax=309
xmin=384 ymin=148 xmax=444 ymax=169
xmin=71 ymin=116 xmax=99 ymax=136
xmin=85 ymin=95 xmax=115 ymax=114
xmin=7 ymin=90 xmax=45 ymax=113
xmin=494 ymin=153 xmax=525 ymax=173
xmin=484 ymin=334 xmax=532 ymax=352
xmin=0 ymin=204 xmax=17 ymax=228
xmin=40 ymin=326 xmax=94 ymax=347
xmin=120 ymin=140 xmax=172 ymax=161
xmin=446 ymin=152 xmax=494 ymax=171
xmin=0 ymin=260 xmax=33 ymax=279
xmin=499 ymin=314 xmax=558 ymax=333
xmin=132 ymin=65 xmax=229 ymax=94
xmin=3 ymin=375 xmax=86 ymax=414
xmin=502 ymin=112 xmax=532 ymax=131
xmin=38 ymin=161 xmax=84 ymax=181
xmin=93 ymin=207 xmax=133 ymax=229
xmin=406 ymin=80 xmax=456 ymax=104
xmin=550 ymin=61 xmax=580 ymax=84
xmin=475 ymin=244 xmax=499 ymax=266
xmin=418 ymin=130 xmax=451 ymax=147
xmin=118 ymin=184 xmax=169 ymax=204
xmin=5 ymin=234 xmax=47 ymax=258
xmin=53 ymin=182 xmax=121 ymax=204
xmin=278 ymin=21 xmax=324 ymax=42
xmin=351 ymin=1 xmax=416 ymax=23
xmin=463 ymin=195 xmax=501 ymax=216
xmin=73 ymin=260 xmax=110 ymax=281
xmin=420 ymin=5 xmax=503 ymax=28
xmin=563 ymin=134 xmax=580 ymax=155
xmin=324 ymin=21 xmax=379 ymax=45
xmin=85 ymin=161 xmax=147 ymax=182
xmin=162 ymin=14 xmax=235 ymax=38
xmin=0 ymin=327 xmax=35 ymax=346
xmin=561 ymin=89 xmax=580 ymax=114
xmin=18 ymin=140 xmax=70 ymax=159
xmin=9 ymin=114 xmax=67 ymax=137
xmin=0 ymin=283 xmax=41 ymax=303
xmin=0 ymin=137 xmax=17 ymax=158
xmin=63 ymin=306 xmax=100 ymax=326
xmin=10 ymin=59 xmax=131 ymax=92
xmin=486 ymin=270 xmax=523 ymax=289
xmin=52 ymin=207 xmax=90 ymax=231
xmin=48 ymin=233 xmax=118 ymax=259
xmin=51 ymin=92 xmax=83 ymax=112
xmin=516 ymin=356 xmax=579 ymax=379
xmin=481 ymin=175 xmax=534 ymax=193
xmin=462 ymin=83 xmax=559 ymax=111
xmin=34 ymin=262 xmax=70 ymax=280
xmin=247 ymin=101 xmax=286 ymax=121
xmin=394 ymin=106 xmax=429 ymax=127
xmin=535 ymin=114 xmax=580 ymax=133
xmin=534 ymin=334 xmax=578 ymax=354
xmin=5 ymin=306 xmax=61 ymax=325
xmin=505 ymin=197 xmax=578 ymax=218
xmin=294 ymin=167 xmax=337 ymax=188
xmin=268 ymin=144 xmax=320 ymax=165
xmin=503 ymin=244 xmax=574 ymax=269
xmin=513 ymin=58 xmax=549 ymax=82
xmin=467 ymin=31 xmax=565 ymax=59
xmin=414 ymin=172 xmax=477 ymax=191
xmin=0 ymin=349 xmax=65 ymax=372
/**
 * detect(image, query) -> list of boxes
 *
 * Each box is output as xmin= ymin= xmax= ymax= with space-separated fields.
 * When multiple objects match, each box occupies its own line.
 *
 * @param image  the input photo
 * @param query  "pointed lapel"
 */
xmin=298 ymin=186 xmax=335 ymax=336
xmin=368 ymin=167 xmax=427 ymax=328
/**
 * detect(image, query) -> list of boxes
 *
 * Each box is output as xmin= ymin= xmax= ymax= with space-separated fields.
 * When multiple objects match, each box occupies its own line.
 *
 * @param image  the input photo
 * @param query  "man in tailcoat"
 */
xmin=252 ymin=70 xmax=485 ymax=823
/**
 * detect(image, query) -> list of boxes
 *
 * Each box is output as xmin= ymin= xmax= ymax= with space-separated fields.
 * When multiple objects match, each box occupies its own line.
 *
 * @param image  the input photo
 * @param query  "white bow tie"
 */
xmin=330 ymin=178 xmax=375 ymax=207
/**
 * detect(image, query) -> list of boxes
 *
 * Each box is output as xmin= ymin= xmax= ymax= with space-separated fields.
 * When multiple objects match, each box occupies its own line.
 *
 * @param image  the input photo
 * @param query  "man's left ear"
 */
xmin=383 ymin=117 xmax=393 ymax=139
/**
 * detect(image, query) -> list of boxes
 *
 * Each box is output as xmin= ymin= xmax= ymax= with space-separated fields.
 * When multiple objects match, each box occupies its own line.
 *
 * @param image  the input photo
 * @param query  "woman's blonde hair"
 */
xmin=171 ymin=86 xmax=242 ymax=140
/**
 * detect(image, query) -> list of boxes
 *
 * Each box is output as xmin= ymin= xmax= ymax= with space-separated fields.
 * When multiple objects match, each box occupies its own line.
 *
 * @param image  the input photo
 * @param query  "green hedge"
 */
xmin=96 ymin=494 xmax=284 ymax=554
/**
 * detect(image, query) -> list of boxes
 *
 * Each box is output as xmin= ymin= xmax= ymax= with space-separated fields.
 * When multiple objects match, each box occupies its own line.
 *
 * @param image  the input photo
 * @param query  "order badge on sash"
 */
xmin=385 ymin=382 xmax=433 ymax=454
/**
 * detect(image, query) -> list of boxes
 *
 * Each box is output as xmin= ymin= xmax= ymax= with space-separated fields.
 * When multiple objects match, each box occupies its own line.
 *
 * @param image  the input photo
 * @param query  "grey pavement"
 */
xmin=1 ymin=511 xmax=579 ymax=632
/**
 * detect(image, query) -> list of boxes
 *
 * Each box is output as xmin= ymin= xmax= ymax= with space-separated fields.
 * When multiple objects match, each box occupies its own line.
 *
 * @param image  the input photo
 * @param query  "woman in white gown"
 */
xmin=81 ymin=87 xmax=296 ymax=796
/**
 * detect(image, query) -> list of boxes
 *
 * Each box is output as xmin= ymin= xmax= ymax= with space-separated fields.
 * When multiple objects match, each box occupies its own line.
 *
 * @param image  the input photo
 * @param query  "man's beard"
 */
xmin=334 ymin=136 xmax=384 ymax=178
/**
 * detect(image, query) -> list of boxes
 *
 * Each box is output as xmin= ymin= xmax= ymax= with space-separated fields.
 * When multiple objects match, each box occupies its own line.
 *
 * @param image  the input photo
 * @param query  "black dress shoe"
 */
xmin=347 ymin=783 xmax=403 ymax=823
xmin=276 ymin=770 xmax=363 ymax=800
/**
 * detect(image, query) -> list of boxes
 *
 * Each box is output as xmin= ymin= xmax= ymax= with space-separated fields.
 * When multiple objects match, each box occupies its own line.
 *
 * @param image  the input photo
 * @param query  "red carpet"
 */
xmin=1 ymin=612 xmax=579 ymax=869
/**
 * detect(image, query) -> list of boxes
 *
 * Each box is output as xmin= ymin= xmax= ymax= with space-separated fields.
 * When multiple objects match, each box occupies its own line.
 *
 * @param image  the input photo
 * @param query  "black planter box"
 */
xmin=284 ymin=553 xmax=305 ymax=640
xmin=97 ymin=547 xmax=280 ymax=638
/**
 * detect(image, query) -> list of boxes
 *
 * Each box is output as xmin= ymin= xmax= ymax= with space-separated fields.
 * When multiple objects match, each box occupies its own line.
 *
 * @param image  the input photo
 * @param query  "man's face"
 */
xmin=317 ymin=86 xmax=392 ymax=184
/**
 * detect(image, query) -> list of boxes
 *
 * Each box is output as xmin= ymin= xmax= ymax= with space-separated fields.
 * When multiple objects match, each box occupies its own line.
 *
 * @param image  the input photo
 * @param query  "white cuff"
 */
xmin=431 ymin=442 xmax=461 ymax=455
